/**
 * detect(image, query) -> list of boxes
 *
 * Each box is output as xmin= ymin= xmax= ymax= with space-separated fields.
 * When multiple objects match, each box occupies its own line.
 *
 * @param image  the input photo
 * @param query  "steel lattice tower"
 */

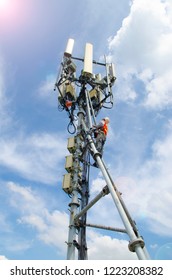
xmin=54 ymin=39 xmax=150 ymax=260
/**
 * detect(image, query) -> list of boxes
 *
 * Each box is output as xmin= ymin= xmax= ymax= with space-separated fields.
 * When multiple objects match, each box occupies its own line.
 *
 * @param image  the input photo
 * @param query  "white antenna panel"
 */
xmin=109 ymin=63 xmax=116 ymax=78
xmin=83 ymin=43 xmax=93 ymax=76
xmin=64 ymin=38 xmax=74 ymax=57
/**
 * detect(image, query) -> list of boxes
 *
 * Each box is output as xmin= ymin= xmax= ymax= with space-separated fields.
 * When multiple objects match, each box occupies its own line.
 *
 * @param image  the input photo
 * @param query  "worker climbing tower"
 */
xmin=54 ymin=39 xmax=150 ymax=260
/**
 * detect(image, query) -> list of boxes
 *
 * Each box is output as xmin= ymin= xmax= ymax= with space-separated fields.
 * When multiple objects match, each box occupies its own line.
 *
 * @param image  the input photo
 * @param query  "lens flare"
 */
xmin=0 ymin=0 xmax=10 ymax=9
xmin=155 ymin=243 xmax=172 ymax=260
xmin=0 ymin=0 xmax=28 ymax=33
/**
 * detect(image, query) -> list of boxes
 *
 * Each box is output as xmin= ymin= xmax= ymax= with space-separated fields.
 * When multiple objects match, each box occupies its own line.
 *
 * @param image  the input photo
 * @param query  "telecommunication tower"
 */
xmin=54 ymin=39 xmax=150 ymax=260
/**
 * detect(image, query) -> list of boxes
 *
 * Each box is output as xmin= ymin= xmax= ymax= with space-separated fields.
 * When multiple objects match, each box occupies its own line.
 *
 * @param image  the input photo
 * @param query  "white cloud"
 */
xmin=0 ymin=40 xmax=67 ymax=186
xmin=6 ymin=181 xmax=138 ymax=259
xmin=87 ymin=229 xmax=137 ymax=260
xmin=0 ymin=213 xmax=11 ymax=233
xmin=0 ymin=67 xmax=67 ymax=185
xmin=6 ymin=240 xmax=33 ymax=253
xmin=19 ymin=211 xmax=68 ymax=255
xmin=0 ymin=61 xmax=67 ymax=185
xmin=112 ymin=126 xmax=172 ymax=237
xmin=7 ymin=181 xmax=44 ymax=213
xmin=90 ymin=176 xmax=106 ymax=195
xmin=0 ymin=56 xmax=11 ymax=129
xmin=108 ymin=0 xmax=172 ymax=108
xmin=0 ymin=255 xmax=8 ymax=260
xmin=144 ymin=69 xmax=172 ymax=108
xmin=38 ymin=74 xmax=58 ymax=106
xmin=140 ymin=132 xmax=172 ymax=235
xmin=150 ymin=244 xmax=158 ymax=250
xmin=0 ymin=132 xmax=67 ymax=184
xmin=38 ymin=74 xmax=55 ymax=96
xmin=6 ymin=182 xmax=68 ymax=258
xmin=88 ymin=122 xmax=172 ymax=239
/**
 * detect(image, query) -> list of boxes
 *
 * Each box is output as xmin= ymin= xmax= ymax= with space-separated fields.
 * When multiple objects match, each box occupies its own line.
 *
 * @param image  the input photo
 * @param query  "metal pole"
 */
xmin=81 ymin=119 xmax=148 ymax=260
xmin=67 ymin=190 xmax=79 ymax=260
xmin=87 ymin=90 xmax=97 ymax=125
xmin=66 ymin=112 xmax=83 ymax=260
xmin=85 ymin=90 xmax=93 ymax=129
xmin=97 ymin=160 xmax=147 ymax=259
xmin=78 ymin=89 xmax=96 ymax=259
xmin=75 ymin=186 xmax=109 ymax=222
xmin=86 ymin=223 xmax=127 ymax=233
xmin=101 ymin=159 xmax=150 ymax=259
xmin=78 ymin=150 xmax=89 ymax=260
xmin=143 ymin=246 xmax=151 ymax=260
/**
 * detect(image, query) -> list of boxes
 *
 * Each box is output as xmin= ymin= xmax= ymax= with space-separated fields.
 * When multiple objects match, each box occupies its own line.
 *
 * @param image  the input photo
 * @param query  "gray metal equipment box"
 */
xmin=67 ymin=137 xmax=76 ymax=153
xmin=62 ymin=173 xmax=73 ymax=194
xmin=65 ymin=155 xmax=73 ymax=172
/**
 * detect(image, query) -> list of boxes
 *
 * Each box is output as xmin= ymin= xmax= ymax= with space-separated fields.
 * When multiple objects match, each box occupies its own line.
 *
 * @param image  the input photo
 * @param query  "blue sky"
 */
xmin=0 ymin=0 xmax=172 ymax=260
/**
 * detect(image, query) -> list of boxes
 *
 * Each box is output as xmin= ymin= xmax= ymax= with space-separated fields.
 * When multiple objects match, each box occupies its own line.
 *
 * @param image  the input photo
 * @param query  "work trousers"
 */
xmin=95 ymin=131 xmax=106 ymax=155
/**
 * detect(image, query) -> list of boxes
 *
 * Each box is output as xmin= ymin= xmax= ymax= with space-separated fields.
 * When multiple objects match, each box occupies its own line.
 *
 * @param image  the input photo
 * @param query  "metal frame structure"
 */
xmin=54 ymin=39 xmax=150 ymax=260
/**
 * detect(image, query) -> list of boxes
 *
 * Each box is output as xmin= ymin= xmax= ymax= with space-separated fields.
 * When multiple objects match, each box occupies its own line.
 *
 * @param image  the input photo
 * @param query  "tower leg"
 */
xmin=82 ymin=119 xmax=149 ymax=260
xmin=66 ymin=111 xmax=84 ymax=259
xmin=67 ymin=190 xmax=80 ymax=260
xmin=78 ymin=151 xmax=89 ymax=260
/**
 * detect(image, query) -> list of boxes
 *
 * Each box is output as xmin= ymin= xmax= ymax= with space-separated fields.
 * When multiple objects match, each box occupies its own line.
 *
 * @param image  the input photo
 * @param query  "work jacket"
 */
xmin=95 ymin=120 xmax=108 ymax=136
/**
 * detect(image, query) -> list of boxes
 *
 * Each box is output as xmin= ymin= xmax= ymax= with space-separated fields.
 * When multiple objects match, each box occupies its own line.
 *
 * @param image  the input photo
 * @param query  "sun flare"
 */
xmin=0 ymin=0 xmax=6 ymax=4
xmin=0 ymin=0 xmax=23 ymax=24
xmin=0 ymin=0 xmax=10 ymax=9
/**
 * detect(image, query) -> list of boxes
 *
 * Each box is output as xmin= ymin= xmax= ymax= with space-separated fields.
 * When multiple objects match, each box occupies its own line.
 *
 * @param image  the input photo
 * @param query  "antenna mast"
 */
xmin=54 ymin=39 xmax=150 ymax=260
